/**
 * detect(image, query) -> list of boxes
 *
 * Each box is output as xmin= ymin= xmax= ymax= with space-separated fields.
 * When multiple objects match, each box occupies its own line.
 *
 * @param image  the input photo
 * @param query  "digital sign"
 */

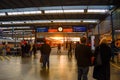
xmin=73 ymin=26 xmax=87 ymax=32
xmin=63 ymin=28 xmax=73 ymax=32
xmin=36 ymin=27 xmax=48 ymax=32
xmin=48 ymin=29 xmax=58 ymax=32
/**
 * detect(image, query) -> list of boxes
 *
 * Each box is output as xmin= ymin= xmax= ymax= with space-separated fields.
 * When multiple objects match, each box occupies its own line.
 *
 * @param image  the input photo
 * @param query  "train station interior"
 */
xmin=0 ymin=0 xmax=120 ymax=80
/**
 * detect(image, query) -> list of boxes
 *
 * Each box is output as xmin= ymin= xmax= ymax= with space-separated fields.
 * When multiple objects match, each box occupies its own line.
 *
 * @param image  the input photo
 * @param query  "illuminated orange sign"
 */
xmin=48 ymin=28 xmax=73 ymax=32
xmin=48 ymin=29 xmax=58 ymax=32
xmin=63 ymin=28 xmax=73 ymax=32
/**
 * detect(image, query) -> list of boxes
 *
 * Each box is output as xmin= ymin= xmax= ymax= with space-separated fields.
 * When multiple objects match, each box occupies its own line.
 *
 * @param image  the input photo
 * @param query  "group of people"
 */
xmin=75 ymin=37 xmax=119 ymax=80
xmin=21 ymin=41 xmax=37 ymax=57
xmin=0 ymin=42 xmax=11 ymax=56
xmin=39 ymin=37 xmax=119 ymax=80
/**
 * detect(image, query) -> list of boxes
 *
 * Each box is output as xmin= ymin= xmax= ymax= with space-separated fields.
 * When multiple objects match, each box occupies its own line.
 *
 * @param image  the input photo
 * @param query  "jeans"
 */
xmin=78 ymin=66 xmax=89 ymax=80
xmin=42 ymin=54 xmax=50 ymax=68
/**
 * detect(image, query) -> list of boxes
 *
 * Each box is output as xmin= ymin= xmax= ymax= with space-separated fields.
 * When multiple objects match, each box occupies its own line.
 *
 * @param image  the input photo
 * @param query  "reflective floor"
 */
xmin=0 ymin=48 xmax=120 ymax=80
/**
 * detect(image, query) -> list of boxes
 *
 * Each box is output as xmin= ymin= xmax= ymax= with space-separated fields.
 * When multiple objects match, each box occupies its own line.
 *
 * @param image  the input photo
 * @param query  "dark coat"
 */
xmin=75 ymin=44 xmax=93 ymax=67
xmin=40 ymin=43 xmax=51 ymax=55
xmin=93 ymin=43 xmax=112 ymax=80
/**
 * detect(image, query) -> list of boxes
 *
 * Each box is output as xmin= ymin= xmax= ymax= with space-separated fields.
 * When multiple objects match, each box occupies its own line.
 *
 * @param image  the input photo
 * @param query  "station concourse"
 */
xmin=0 ymin=0 xmax=120 ymax=80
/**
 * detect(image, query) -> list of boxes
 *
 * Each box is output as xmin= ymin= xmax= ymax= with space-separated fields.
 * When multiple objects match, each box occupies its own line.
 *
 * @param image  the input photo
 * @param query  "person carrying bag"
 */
xmin=93 ymin=39 xmax=112 ymax=80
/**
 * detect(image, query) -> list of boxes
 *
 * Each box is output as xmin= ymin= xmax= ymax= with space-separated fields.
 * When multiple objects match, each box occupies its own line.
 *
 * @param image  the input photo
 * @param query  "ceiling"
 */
xmin=0 ymin=0 xmax=117 ymax=9
xmin=0 ymin=0 xmax=119 ymax=38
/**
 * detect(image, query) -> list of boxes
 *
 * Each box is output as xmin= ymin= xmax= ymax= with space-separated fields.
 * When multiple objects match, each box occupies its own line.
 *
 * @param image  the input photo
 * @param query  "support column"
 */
xmin=110 ymin=12 xmax=115 ymax=41
xmin=35 ymin=27 xmax=37 ymax=44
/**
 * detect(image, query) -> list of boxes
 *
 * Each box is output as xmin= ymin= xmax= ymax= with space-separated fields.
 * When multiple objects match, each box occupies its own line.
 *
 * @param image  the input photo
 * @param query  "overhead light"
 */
xmin=83 ymin=20 xmax=98 ymax=23
xmin=3 ymin=31 xmax=10 ymax=33
xmin=44 ymin=10 xmax=63 ymax=13
xmin=14 ymin=27 xmax=30 ymax=29
xmin=0 ymin=19 xmax=98 ymax=25
xmin=64 ymin=10 xmax=84 ymax=13
xmin=45 ymin=10 xmax=84 ymax=14
xmin=87 ymin=9 xmax=108 ymax=13
xmin=0 ymin=13 xmax=6 ymax=16
xmin=12 ymin=21 xmax=25 ymax=24
xmin=7 ymin=11 xmax=42 ymax=16
xmin=25 ymin=20 xmax=51 ymax=23
xmin=2 ymin=22 xmax=12 ymax=24
xmin=53 ymin=20 xmax=81 ymax=23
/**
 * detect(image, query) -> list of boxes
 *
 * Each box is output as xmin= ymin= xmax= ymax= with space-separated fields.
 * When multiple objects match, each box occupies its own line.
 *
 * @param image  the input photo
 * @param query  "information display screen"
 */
xmin=73 ymin=26 xmax=87 ymax=32
xmin=36 ymin=27 xmax=48 ymax=32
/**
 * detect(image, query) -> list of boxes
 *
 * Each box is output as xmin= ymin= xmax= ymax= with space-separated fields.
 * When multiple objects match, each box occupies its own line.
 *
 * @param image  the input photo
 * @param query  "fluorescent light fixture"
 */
xmin=2 ymin=22 xmax=12 ymax=24
xmin=0 ymin=13 xmax=6 ymax=16
xmin=45 ymin=10 xmax=84 ymax=14
xmin=0 ymin=27 xmax=9 ymax=29
xmin=1 ymin=27 xmax=30 ymax=29
xmin=53 ymin=20 xmax=81 ymax=23
xmin=0 ymin=19 xmax=98 ymax=25
xmin=83 ymin=20 xmax=98 ymax=23
xmin=25 ymin=20 xmax=51 ymax=23
xmin=7 ymin=11 xmax=42 ymax=16
xmin=64 ymin=10 xmax=84 ymax=13
xmin=14 ymin=27 xmax=30 ymax=29
xmin=12 ymin=21 xmax=24 ymax=24
xmin=115 ymin=30 xmax=120 ymax=32
xmin=3 ymin=31 xmax=11 ymax=33
xmin=87 ymin=9 xmax=108 ymax=13
xmin=45 ymin=10 xmax=63 ymax=13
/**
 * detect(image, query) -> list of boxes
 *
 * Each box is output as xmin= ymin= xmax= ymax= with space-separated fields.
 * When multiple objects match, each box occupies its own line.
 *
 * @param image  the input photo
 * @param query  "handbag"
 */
xmin=94 ymin=47 xmax=102 ymax=66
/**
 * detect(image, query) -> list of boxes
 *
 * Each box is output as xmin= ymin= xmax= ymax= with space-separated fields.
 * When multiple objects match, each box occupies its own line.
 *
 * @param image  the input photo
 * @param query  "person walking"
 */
xmin=40 ymin=41 xmax=51 ymax=69
xmin=68 ymin=42 xmax=72 ymax=57
xmin=75 ymin=37 xmax=93 ymax=80
xmin=32 ymin=43 xmax=37 ymax=57
xmin=93 ymin=39 xmax=112 ymax=80
xmin=57 ymin=43 xmax=61 ymax=54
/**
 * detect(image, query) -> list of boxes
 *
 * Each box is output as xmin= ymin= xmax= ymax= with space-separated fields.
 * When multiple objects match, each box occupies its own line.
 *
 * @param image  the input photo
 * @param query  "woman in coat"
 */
xmin=93 ymin=39 xmax=112 ymax=80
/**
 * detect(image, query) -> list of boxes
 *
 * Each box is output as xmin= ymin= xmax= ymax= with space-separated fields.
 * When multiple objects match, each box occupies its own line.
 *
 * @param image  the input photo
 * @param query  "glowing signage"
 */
xmin=73 ymin=26 xmax=87 ymax=32
xmin=63 ymin=28 xmax=73 ymax=32
xmin=48 ymin=29 xmax=58 ymax=32
xmin=36 ymin=27 xmax=48 ymax=32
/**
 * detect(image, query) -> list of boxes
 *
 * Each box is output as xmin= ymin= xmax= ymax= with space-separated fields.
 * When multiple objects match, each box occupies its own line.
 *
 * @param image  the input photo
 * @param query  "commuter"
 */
xmin=2 ymin=42 xmax=7 ymax=56
xmin=21 ymin=43 xmax=26 ymax=57
xmin=40 ymin=41 xmax=51 ymax=69
xmin=76 ymin=41 xmax=80 ymax=47
xmin=68 ymin=42 xmax=72 ymax=57
xmin=110 ymin=41 xmax=119 ymax=63
xmin=57 ymin=43 xmax=61 ymax=54
xmin=32 ymin=43 xmax=37 ymax=57
xmin=6 ymin=46 xmax=11 ymax=56
xmin=75 ymin=37 xmax=93 ymax=80
xmin=93 ymin=39 xmax=112 ymax=80
xmin=25 ymin=42 xmax=31 ymax=56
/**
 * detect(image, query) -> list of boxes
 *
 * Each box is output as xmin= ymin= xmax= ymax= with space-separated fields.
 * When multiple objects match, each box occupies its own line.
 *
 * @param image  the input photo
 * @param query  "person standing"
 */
xmin=93 ymin=39 xmax=112 ymax=80
xmin=40 ymin=41 xmax=51 ymax=69
xmin=75 ymin=37 xmax=93 ymax=80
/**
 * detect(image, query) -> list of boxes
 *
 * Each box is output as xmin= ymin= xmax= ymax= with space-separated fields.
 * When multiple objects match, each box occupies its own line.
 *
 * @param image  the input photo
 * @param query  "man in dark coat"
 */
xmin=75 ymin=37 xmax=93 ymax=80
xmin=40 ymin=41 xmax=51 ymax=69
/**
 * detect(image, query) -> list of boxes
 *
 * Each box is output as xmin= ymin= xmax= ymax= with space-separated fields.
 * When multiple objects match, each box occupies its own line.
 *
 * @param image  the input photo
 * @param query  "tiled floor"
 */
xmin=0 ymin=48 xmax=120 ymax=80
